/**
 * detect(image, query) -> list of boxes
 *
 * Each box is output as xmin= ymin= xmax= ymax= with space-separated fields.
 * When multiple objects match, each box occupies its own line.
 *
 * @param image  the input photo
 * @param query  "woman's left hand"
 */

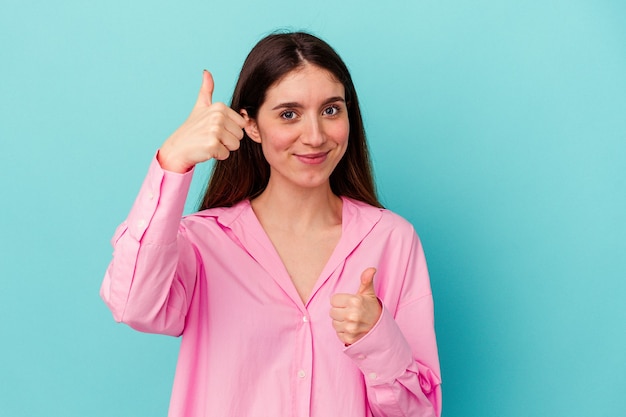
xmin=330 ymin=268 xmax=382 ymax=346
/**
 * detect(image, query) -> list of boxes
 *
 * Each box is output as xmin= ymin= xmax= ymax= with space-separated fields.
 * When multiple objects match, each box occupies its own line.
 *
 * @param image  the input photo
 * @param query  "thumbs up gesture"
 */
xmin=330 ymin=268 xmax=382 ymax=346
xmin=158 ymin=70 xmax=247 ymax=173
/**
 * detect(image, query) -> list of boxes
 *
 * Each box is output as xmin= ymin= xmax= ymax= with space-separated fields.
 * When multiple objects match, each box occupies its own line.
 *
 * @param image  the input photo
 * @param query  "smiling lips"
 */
xmin=294 ymin=151 xmax=330 ymax=165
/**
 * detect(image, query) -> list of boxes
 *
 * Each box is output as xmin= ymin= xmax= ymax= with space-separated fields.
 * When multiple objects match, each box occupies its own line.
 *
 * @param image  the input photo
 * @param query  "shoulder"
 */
xmin=181 ymin=200 xmax=250 ymax=229
xmin=343 ymin=197 xmax=416 ymax=237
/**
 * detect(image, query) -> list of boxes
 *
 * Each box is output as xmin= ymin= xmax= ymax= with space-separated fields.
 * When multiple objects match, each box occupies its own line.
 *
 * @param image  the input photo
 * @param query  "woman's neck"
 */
xmin=251 ymin=181 xmax=342 ymax=234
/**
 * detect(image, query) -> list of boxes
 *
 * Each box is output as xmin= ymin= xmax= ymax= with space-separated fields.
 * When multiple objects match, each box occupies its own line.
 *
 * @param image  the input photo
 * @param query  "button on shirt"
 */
xmin=101 ymin=156 xmax=442 ymax=417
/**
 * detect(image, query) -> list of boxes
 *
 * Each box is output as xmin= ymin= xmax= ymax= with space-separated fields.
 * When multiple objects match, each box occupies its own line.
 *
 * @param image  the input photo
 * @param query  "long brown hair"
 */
xmin=198 ymin=32 xmax=382 ymax=210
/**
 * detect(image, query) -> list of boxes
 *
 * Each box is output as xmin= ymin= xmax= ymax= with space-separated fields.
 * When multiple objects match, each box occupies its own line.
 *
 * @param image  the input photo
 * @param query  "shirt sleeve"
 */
xmin=344 ymin=232 xmax=442 ymax=417
xmin=100 ymin=153 xmax=199 ymax=336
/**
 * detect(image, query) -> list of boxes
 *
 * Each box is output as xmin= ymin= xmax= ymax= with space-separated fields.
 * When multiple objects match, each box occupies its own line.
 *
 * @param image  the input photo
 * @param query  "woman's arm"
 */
xmin=101 ymin=70 xmax=246 ymax=335
xmin=100 ymin=156 xmax=198 ymax=336
xmin=341 ymin=231 xmax=442 ymax=417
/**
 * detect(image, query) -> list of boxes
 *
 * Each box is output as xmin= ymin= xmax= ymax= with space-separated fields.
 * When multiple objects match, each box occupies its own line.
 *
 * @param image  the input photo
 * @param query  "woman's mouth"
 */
xmin=294 ymin=151 xmax=329 ymax=165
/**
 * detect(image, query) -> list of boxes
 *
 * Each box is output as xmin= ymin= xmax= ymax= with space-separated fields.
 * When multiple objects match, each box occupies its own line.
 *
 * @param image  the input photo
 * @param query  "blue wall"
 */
xmin=1 ymin=1 xmax=624 ymax=415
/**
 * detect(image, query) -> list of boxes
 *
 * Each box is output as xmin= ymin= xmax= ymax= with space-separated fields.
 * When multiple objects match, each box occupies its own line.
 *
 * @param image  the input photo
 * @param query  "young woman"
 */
xmin=101 ymin=32 xmax=442 ymax=417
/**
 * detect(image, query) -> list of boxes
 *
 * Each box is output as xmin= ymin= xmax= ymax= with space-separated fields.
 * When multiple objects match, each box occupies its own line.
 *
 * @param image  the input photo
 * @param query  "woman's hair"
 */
xmin=198 ymin=31 xmax=382 ymax=210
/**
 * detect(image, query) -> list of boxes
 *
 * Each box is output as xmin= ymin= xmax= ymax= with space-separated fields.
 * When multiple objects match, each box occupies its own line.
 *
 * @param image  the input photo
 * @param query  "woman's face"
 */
xmin=245 ymin=63 xmax=349 ymax=191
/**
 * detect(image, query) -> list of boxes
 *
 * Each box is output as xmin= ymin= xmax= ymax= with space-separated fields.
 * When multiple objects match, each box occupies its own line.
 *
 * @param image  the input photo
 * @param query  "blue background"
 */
xmin=1 ymin=0 xmax=625 ymax=416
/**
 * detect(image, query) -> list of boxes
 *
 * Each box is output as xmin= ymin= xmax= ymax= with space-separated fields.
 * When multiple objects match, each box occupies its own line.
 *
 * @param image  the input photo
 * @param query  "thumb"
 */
xmin=195 ymin=69 xmax=214 ymax=108
xmin=356 ymin=267 xmax=377 ymax=296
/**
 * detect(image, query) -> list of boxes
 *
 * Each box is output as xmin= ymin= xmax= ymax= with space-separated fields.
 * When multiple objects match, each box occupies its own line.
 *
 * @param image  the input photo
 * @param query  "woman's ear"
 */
xmin=240 ymin=109 xmax=261 ymax=143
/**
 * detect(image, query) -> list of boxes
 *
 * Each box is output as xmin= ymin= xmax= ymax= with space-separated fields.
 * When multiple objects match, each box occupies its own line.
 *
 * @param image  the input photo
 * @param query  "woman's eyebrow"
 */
xmin=272 ymin=102 xmax=302 ymax=110
xmin=322 ymin=96 xmax=346 ymax=106
xmin=271 ymin=96 xmax=345 ymax=111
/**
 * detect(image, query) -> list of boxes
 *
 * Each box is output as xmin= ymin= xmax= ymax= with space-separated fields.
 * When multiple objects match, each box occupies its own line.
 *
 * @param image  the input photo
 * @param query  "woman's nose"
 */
xmin=300 ymin=117 xmax=326 ymax=147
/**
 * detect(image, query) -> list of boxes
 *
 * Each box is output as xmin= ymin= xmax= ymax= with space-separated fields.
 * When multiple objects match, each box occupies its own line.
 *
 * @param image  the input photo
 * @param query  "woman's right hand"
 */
xmin=158 ymin=70 xmax=246 ymax=173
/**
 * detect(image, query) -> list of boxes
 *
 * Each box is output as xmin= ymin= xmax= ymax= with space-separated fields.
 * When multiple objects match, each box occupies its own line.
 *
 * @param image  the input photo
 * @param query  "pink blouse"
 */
xmin=101 ymin=156 xmax=442 ymax=416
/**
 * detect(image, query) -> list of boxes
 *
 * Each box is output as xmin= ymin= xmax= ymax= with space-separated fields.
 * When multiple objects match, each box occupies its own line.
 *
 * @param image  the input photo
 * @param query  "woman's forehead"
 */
xmin=263 ymin=64 xmax=345 ymax=105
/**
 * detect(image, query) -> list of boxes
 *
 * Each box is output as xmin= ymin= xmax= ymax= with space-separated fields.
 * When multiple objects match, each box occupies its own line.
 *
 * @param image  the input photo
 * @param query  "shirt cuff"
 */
xmin=343 ymin=305 xmax=414 ymax=386
xmin=126 ymin=152 xmax=194 ymax=244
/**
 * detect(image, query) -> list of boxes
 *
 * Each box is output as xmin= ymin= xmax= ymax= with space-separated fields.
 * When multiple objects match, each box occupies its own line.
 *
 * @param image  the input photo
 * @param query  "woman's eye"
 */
xmin=323 ymin=105 xmax=340 ymax=116
xmin=281 ymin=111 xmax=296 ymax=120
